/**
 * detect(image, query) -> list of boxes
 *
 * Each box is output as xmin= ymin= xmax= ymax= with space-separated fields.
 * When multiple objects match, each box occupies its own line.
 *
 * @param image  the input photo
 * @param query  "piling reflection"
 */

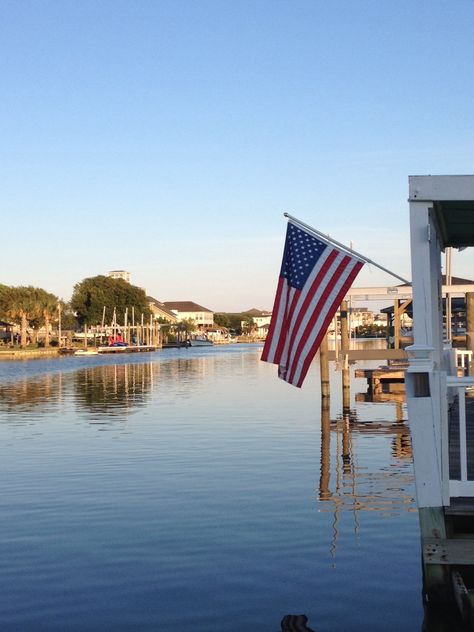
xmin=74 ymin=362 xmax=154 ymax=415
xmin=318 ymin=401 xmax=415 ymax=566
xmin=318 ymin=400 xmax=465 ymax=632
xmin=318 ymin=404 xmax=414 ymax=508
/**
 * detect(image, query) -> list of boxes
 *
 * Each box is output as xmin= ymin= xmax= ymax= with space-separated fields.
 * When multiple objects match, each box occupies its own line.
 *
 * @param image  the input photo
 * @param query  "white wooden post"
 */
xmin=406 ymin=197 xmax=448 ymax=508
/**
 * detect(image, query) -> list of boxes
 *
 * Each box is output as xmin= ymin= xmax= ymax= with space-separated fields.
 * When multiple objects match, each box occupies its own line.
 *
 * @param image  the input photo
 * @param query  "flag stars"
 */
xmin=282 ymin=223 xmax=331 ymax=288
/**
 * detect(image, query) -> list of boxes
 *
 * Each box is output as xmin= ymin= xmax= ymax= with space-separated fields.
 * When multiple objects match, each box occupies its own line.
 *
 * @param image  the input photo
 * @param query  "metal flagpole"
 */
xmin=283 ymin=212 xmax=411 ymax=286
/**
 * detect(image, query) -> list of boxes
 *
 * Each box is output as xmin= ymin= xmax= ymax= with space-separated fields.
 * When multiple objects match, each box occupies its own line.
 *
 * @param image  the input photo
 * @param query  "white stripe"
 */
xmin=277 ymin=286 xmax=297 ymax=373
xmin=290 ymin=258 xmax=360 ymax=385
xmin=264 ymin=280 xmax=289 ymax=363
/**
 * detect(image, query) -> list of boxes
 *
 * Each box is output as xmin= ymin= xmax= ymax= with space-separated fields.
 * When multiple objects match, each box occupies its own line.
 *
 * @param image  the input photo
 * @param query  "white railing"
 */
xmin=447 ymin=375 xmax=474 ymax=497
xmin=456 ymin=349 xmax=473 ymax=376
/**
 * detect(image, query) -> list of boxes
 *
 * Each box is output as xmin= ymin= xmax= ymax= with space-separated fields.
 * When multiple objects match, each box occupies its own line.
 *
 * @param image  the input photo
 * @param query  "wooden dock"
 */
xmin=327 ymin=348 xmax=407 ymax=361
xmin=97 ymin=345 xmax=156 ymax=354
xmin=59 ymin=345 xmax=157 ymax=355
xmin=354 ymin=366 xmax=406 ymax=394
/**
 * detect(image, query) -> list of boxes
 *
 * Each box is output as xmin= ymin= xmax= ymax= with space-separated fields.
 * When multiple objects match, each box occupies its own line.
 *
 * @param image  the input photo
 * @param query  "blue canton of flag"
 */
xmin=282 ymin=224 xmax=329 ymax=290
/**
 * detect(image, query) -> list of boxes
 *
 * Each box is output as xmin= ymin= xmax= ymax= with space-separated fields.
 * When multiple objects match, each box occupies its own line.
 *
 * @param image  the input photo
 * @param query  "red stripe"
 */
xmin=261 ymin=277 xmax=285 ymax=362
xmin=273 ymin=287 xmax=299 ymax=364
xmin=286 ymin=255 xmax=354 ymax=385
xmin=293 ymin=261 xmax=363 ymax=387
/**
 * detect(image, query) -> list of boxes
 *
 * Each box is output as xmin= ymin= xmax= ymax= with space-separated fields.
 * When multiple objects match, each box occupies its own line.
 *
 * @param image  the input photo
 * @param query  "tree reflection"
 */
xmin=0 ymin=373 xmax=59 ymax=414
xmin=74 ymin=362 xmax=154 ymax=416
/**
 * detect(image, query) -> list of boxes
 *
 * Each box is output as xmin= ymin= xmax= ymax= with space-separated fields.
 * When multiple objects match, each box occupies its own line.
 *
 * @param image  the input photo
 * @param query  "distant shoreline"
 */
xmin=0 ymin=348 xmax=61 ymax=360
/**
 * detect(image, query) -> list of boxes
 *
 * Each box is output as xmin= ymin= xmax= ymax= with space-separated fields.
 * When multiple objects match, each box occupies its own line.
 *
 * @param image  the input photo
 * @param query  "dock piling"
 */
xmin=319 ymin=334 xmax=330 ymax=400
xmin=340 ymin=301 xmax=350 ymax=411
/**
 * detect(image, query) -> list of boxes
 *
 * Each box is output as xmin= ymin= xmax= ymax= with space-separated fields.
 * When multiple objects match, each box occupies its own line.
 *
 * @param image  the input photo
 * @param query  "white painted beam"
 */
xmin=345 ymin=284 xmax=474 ymax=301
xmin=410 ymin=175 xmax=474 ymax=201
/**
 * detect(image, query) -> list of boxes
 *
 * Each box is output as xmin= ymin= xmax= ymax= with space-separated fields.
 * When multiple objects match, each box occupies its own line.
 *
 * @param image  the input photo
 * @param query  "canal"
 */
xmin=0 ymin=344 xmax=463 ymax=630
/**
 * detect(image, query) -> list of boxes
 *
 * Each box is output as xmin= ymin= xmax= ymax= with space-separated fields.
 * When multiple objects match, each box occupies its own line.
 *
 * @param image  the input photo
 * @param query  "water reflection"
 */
xmin=74 ymin=362 xmax=154 ymax=416
xmin=318 ymin=401 xmax=416 ymax=568
xmin=0 ymin=373 xmax=61 ymax=415
xmin=281 ymin=614 xmax=316 ymax=631
xmin=319 ymin=404 xmax=414 ymax=511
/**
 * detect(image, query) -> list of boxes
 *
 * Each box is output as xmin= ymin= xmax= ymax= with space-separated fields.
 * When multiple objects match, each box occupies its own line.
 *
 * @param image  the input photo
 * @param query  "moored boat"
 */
xmin=188 ymin=336 xmax=213 ymax=347
xmin=74 ymin=349 xmax=99 ymax=356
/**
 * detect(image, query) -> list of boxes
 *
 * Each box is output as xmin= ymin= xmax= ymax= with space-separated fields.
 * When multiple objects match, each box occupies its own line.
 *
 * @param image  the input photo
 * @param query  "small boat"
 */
xmin=188 ymin=336 xmax=213 ymax=347
xmin=74 ymin=349 xmax=99 ymax=356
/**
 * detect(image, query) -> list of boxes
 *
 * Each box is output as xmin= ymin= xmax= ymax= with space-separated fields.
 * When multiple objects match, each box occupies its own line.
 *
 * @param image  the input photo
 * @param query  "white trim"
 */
xmin=450 ymin=481 xmax=474 ymax=497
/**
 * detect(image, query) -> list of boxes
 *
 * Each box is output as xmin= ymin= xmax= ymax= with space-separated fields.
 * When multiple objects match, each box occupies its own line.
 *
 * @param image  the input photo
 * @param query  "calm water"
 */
xmin=0 ymin=344 xmax=455 ymax=630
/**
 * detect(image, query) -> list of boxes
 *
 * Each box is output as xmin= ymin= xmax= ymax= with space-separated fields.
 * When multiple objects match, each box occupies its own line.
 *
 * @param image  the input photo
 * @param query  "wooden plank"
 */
xmin=327 ymin=348 xmax=408 ymax=361
xmin=355 ymin=392 xmax=406 ymax=403
xmin=424 ymin=538 xmax=474 ymax=565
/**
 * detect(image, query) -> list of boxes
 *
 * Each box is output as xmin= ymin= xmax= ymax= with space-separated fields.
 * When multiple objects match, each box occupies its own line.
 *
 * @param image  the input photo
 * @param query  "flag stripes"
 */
xmin=261 ymin=221 xmax=364 ymax=387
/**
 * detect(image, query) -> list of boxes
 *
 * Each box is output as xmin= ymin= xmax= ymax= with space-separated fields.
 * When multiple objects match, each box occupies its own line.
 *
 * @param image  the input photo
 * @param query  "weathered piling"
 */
xmin=340 ymin=301 xmax=350 ymax=411
xmin=393 ymin=299 xmax=400 ymax=349
xmin=319 ymin=402 xmax=331 ymax=500
xmin=342 ymin=410 xmax=352 ymax=474
xmin=319 ymin=333 xmax=330 ymax=400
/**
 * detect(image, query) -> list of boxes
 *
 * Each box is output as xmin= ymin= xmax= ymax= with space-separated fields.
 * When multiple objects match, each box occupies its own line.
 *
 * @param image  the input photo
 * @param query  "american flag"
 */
xmin=261 ymin=221 xmax=364 ymax=387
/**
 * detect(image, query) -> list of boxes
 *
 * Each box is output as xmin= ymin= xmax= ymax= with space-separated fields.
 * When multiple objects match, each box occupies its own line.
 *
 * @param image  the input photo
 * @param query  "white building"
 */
xmin=147 ymin=297 xmax=179 ymax=324
xmin=163 ymin=301 xmax=214 ymax=327
xmin=108 ymin=270 xmax=131 ymax=283
xmin=349 ymin=307 xmax=374 ymax=330
xmin=246 ymin=308 xmax=272 ymax=328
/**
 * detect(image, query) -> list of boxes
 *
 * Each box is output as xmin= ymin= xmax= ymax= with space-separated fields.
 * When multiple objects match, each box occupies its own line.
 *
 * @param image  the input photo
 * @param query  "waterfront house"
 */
xmin=244 ymin=308 xmax=272 ymax=328
xmin=406 ymin=175 xmax=474 ymax=620
xmin=163 ymin=301 xmax=214 ymax=328
xmin=147 ymin=297 xmax=179 ymax=324
xmin=240 ymin=308 xmax=272 ymax=339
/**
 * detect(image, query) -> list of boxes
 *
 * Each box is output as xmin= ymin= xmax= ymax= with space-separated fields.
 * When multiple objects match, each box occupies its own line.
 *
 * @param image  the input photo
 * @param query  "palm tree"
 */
xmin=36 ymin=289 xmax=59 ymax=347
xmin=177 ymin=318 xmax=196 ymax=342
xmin=4 ymin=286 xmax=40 ymax=347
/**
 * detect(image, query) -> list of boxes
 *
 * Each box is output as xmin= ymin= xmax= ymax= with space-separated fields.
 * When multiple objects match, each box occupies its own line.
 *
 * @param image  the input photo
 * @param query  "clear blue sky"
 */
xmin=2 ymin=0 xmax=474 ymax=311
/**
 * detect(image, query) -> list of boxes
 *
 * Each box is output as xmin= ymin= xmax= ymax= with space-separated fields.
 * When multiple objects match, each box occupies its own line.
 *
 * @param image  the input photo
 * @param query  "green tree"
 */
xmin=3 ymin=286 xmax=40 ymax=347
xmin=178 ymin=318 xmax=196 ymax=339
xmin=241 ymin=313 xmax=255 ymax=336
xmin=35 ymin=288 xmax=59 ymax=347
xmin=214 ymin=313 xmax=230 ymax=328
xmin=0 ymin=284 xmax=10 ymax=320
xmin=214 ymin=312 xmax=251 ymax=334
xmin=60 ymin=304 xmax=79 ymax=331
xmin=71 ymin=275 xmax=151 ymax=326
